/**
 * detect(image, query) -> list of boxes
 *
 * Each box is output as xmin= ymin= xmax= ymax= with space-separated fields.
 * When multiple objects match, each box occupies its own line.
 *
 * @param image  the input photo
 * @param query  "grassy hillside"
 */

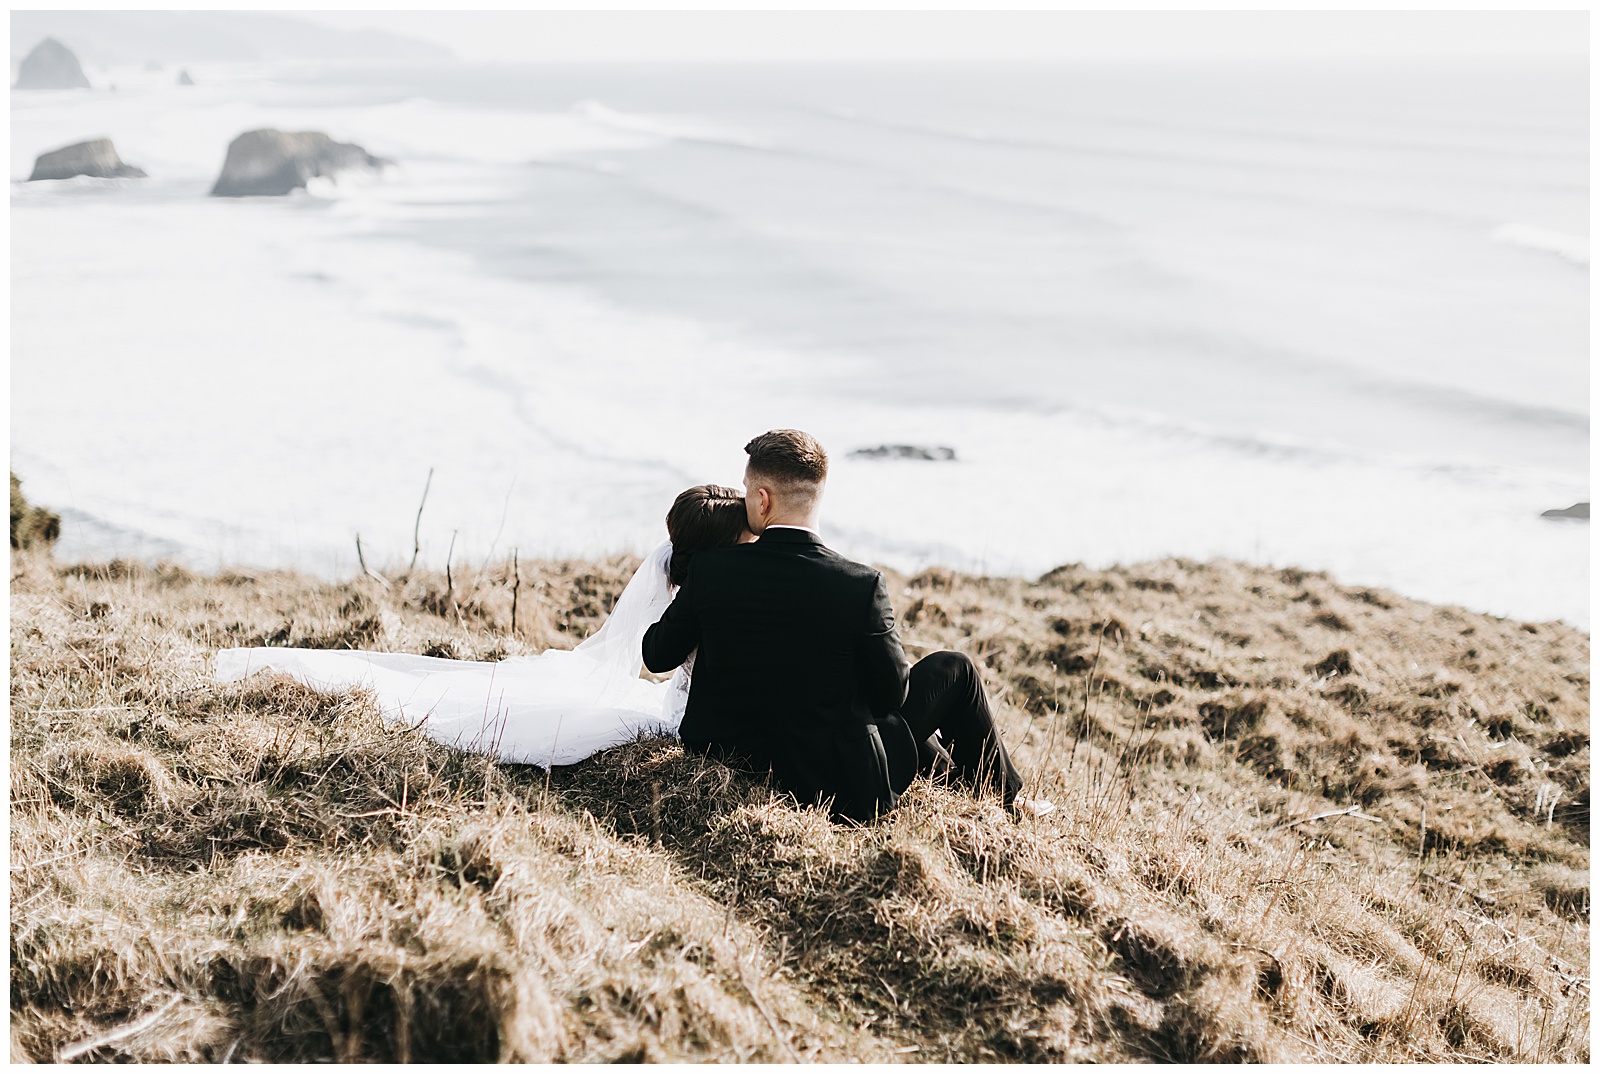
xmin=9 ymin=544 xmax=1589 ymax=1062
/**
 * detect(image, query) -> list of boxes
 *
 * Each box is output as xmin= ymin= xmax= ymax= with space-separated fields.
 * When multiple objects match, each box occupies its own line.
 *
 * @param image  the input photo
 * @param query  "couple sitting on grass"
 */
xmin=216 ymin=429 xmax=1051 ymax=821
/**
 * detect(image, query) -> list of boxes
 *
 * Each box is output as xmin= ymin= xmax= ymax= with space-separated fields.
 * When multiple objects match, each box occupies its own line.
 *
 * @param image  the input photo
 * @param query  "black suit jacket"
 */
xmin=642 ymin=527 xmax=918 ymax=821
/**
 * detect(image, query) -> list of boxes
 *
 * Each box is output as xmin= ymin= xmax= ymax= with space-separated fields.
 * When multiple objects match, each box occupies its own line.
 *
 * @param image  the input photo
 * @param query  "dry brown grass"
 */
xmin=9 ymin=546 xmax=1589 ymax=1062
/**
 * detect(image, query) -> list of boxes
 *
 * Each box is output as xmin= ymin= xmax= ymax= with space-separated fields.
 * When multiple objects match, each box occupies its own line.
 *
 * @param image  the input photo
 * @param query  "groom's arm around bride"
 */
xmin=644 ymin=429 xmax=1029 ymax=823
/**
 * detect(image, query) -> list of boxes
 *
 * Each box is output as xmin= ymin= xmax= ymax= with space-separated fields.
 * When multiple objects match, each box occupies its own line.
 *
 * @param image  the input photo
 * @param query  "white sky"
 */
xmin=292 ymin=9 xmax=1590 ymax=65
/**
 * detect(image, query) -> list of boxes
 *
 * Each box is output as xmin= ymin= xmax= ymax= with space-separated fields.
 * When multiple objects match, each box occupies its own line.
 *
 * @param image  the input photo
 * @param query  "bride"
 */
xmin=213 ymin=485 xmax=753 ymax=767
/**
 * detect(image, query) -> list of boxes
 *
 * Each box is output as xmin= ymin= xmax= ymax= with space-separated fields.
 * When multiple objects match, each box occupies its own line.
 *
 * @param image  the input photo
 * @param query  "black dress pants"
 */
xmin=899 ymin=650 xmax=1024 ymax=805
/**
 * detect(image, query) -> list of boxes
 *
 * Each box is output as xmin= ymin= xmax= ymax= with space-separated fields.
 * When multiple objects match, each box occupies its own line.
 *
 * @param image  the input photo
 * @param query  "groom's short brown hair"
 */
xmin=745 ymin=429 xmax=828 ymax=486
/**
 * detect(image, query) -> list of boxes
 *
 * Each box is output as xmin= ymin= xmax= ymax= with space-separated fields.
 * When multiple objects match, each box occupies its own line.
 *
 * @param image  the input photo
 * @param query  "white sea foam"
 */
xmin=1491 ymin=223 xmax=1589 ymax=267
xmin=14 ymin=189 xmax=1587 ymax=625
xmin=575 ymin=99 xmax=767 ymax=150
xmin=9 ymin=58 xmax=1590 ymax=629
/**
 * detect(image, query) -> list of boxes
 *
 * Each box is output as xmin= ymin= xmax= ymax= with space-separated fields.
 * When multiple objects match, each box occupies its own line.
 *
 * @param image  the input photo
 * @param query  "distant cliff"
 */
xmin=13 ymin=37 xmax=90 ymax=90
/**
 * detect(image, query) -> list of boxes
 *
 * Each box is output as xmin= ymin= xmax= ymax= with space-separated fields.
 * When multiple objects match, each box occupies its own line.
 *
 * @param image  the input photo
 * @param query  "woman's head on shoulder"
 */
xmin=666 ymin=483 xmax=754 ymax=586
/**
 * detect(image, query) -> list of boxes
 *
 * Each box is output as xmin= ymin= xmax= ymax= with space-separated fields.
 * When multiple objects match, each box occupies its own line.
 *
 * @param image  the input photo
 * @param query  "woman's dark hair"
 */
xmin=665 ymin=484 xmax=748 ymax=586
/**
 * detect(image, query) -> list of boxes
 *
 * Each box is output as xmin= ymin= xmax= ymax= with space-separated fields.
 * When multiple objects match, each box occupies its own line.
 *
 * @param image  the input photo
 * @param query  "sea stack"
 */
xmin=1540 ymin=502 xmax=1589 ymax=520
xmin=13 ymin=38 xmax=91 ymax=90
xmin=209 ymin=129 xmax=387 ymax=197
xmin=177 ymin=69 xmax=195 ymax=86
xmin=28 ymin=139 xmax=147 ymax=181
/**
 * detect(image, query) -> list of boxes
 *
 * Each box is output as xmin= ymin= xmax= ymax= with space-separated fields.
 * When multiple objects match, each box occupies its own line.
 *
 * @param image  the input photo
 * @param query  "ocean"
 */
xmin=10 ymin=57 xmax=1589 ymax=626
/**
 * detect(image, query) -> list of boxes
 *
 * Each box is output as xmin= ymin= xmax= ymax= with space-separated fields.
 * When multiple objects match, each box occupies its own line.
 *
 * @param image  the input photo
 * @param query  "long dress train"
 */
xmin=213 ymin=540 xmax=690 ymax=767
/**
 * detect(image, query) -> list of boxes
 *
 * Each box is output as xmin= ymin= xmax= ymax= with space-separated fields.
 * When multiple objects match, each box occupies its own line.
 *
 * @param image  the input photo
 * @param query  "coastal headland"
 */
xmin=9 ymin=538 xmax=1589 ymax=1061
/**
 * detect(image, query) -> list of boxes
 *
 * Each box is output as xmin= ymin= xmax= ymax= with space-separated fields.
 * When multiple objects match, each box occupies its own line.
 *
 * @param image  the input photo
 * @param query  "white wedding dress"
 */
xmin=213 ymin=540 xmax=690 ymax=767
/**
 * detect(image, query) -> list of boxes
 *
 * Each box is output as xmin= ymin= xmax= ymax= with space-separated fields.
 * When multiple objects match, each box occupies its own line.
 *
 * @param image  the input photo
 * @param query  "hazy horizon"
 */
xmin=11 ymin=9 xmax=1590 ymax=69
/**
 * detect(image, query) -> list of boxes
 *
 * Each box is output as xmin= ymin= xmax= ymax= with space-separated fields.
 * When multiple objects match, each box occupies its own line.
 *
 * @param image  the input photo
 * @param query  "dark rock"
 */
xmin=1541 ymin=502 xmax=1589 ymax=520
xmin=28 ymin=139 xmax=147 ymax=181
xmin=13 ymin=38 xmax=91 ymax=90
xmin=209 ymin=128 xmax=388 ymax=197
xmin=177 ymin=69 xmax=195 ymax=86
xmin=848 ymin=444 xmax=957 ymax=462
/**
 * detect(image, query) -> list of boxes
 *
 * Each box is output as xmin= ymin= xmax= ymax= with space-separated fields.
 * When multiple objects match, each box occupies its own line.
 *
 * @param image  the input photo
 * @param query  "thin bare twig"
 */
xmin=354 ymin=534 xmax=390 ymax=589
xmin=445 ymin=530 xmax=460 ymax=621
xmin=478 ymin=478 xmax=516 ymax=573
xmin=510 ymin=549 xmax=520 ymax=636
xmin=408 ymin=467 xmax=434 ymax=575
xmin=445 ymin=531 xmax=455 ymax=596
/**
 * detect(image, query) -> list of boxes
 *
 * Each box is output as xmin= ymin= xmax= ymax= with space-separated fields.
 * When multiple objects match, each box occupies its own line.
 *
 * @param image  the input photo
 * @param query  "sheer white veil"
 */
xmin=566 ymin=539 xmax=676 ymax=677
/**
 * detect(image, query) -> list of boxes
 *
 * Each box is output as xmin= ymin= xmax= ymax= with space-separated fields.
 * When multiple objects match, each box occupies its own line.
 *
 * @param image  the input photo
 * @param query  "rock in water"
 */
xmin=28 ymin=139 xmax=147 ymax=181
xmin=849 ymin=444 xmax=958 ymax=462
xmin=177 ymin=69 xmax=195 ymax=86
xmin=210 ymin=129 xmax=387 ymax=197
xmin=1541 ymin=502 xmax=1589 ymax=520
xmin=13 ymin=38 xmax=91 ymax=90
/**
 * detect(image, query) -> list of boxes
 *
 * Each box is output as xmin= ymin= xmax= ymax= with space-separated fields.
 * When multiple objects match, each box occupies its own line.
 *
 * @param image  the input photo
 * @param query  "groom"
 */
xmin=642 ymin=429 xmax=1028 ymax=822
